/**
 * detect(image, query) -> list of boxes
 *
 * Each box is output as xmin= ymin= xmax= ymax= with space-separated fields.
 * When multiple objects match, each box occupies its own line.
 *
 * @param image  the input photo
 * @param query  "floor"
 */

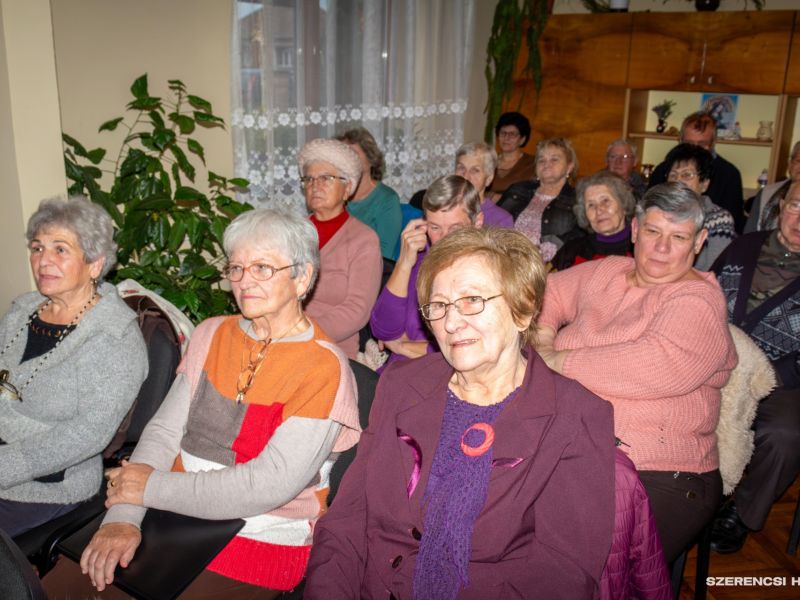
xmin=677 ymin=478 xmax=800 ymax=599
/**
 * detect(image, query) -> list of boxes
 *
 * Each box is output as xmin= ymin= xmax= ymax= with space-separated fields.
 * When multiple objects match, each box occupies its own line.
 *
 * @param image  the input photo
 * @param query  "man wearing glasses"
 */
xmin=605 ymin=139 xmax=647 ymax=199
xmin=648 ymin=111 xmax=745 ymax=233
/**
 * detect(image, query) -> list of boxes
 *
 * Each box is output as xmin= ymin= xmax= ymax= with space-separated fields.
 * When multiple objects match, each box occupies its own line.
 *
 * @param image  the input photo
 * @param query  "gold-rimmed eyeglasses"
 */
xmin=222 ymin=262 xmax=298 ymax=282
xmin=420 ymin=294 xmax=503 ymax=321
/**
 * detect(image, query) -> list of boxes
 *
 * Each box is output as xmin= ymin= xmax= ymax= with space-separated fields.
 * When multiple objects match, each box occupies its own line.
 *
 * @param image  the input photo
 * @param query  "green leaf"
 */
xmin=168 ymin=79 xmax=186 ymax=93
xmin=193 ymin=112 xmax=225 ymax=127
xmin=187 ymin=95 xmax=212 ymax=113
xmin=208 ymin=171 xmax=225 ymax=184
xmin=131 ymin=75 xmax=149 ymax=99
xmin=167 ymin=217 xmax=186 ymax=251
xmin=135 ymin=196 xmax=174 ymax=211
xmin=139 ymin=250 xmax=159 ymax=267
xmin=151 ymin=128 xmax=176 ymax=151
xmin=193 ymin=265 xmax=218 ymax=280
xmin=210 ymin=217 xmax=227 ymax=245
xmin=119 ymin=149 xmax=149 ymax=177
xmin=99 ymin=117 xmax=124 ymax=133
xmin=127 ymin=96 xmax=162 ymax=112
xmin=62 ymin=133 xmax=89 ymax=158
xmin=183 ymin=290 xmax=200 ymax=317
xmin=170 ymin=145 xmax=195 ymax=182
xmin=228 ymin=177 xmax=249 ymax=188
xmin=186 ymin=138 xmax=204 ymax=163
xmin=149 ymin=110 xmax=166 ymax=129
xmin=86 ymin=148 xmax=106 ymax=164
xmin=175 ymin=186 xmax=204 ymax=201
xmin=169 ymin=112 xmax=195 ymax=135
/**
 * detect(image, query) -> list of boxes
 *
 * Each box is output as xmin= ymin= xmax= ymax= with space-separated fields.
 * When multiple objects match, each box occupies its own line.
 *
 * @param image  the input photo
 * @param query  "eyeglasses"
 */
xmin=419 ymin=294 xmax=503 ymax=321
xmin=299 ymin=174 xmax=347 ymax=190
xmin=667 ymin=170 xmax=699 ymax=182
xmin=608 ymin=154 xmax=633 ymax=162
xmin=222 ymin=262 xmax=298 ymax=282
xmin=783 ymin=201 xmax=800 ymax=215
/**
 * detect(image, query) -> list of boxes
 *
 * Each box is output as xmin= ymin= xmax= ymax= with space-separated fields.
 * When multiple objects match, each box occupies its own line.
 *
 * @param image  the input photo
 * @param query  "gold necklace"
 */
xmin=234 ymin=315 xmax=308 ymax=404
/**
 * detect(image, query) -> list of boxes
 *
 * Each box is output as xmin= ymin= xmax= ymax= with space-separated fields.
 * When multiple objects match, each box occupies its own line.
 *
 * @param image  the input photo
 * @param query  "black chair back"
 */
xmin=0 ymin=527 xmax=45 ymax=600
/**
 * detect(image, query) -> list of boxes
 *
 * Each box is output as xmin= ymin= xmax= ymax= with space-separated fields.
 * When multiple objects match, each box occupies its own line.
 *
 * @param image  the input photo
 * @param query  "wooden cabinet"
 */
xmin=509 ymin=14 xmax=633 ymax=177
xmin=785 ymin=16 xmax=800 ymax=96
xmin=628 ymin=12 xmax=794 ymax=94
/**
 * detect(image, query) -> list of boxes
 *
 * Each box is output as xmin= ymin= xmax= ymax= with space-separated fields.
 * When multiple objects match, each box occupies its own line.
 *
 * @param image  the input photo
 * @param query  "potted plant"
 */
xmin=63 ymin=75 xmax=252 ymax=323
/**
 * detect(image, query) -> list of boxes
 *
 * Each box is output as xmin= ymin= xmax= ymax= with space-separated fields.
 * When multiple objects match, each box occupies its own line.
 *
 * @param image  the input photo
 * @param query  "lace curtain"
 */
xmin=231 ymin=0 xmax=475 ymax=213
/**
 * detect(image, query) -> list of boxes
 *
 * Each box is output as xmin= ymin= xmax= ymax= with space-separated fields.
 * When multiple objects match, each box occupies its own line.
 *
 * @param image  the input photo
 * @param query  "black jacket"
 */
xmin=498 ymin=181 xmax=581 ymax=248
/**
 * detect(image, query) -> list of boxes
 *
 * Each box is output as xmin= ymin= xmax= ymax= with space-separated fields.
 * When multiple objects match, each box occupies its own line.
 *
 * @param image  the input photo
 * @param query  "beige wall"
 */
xmin=0 ymin=0 xmax=67 ymax=313
xmin=51 ymin=0 xmax=234 ymax=191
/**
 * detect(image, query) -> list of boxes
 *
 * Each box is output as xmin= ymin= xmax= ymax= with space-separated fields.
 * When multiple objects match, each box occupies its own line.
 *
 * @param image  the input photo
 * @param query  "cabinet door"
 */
xmin=785 ymin=13 xmax=800 ymax=95
xmin=629 ymin=12 xmax=793 ymax=94
xmin=509 ymin=14 xmax=632 ymax=177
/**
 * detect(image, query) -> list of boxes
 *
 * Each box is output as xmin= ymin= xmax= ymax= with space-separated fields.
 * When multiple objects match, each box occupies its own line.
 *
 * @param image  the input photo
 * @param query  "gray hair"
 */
xmin=574 ymin=172 xmax=637 ymax=231
xmin=422 ymin=175 xmax=482 ymax=222
xmin=455 ymin=142 xmax=498 ymax=175
xmin=26 ymin=196 xmax=117 ymax=279
xmin=535 ymin=137 xmax=579 ymax=180
xmin=606 ymin=139 xmax=637 ymax=161
xmin=636 ymin=182 xmax=706 ymax=235
xmin=791 ymin=140 xmax=800 ymax=162
xmin=297 ymin=138 xmax=363 ymax=196
xmin=223 ymin=208 xmax=320 ymax=297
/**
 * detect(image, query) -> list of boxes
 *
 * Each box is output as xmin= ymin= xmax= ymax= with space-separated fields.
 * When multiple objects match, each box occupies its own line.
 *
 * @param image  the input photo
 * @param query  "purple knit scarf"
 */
xmin=412 ymin=387 xmax=518 ymax=600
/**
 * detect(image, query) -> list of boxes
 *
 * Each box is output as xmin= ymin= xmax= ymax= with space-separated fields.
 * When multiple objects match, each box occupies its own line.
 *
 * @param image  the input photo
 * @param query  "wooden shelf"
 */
xmin=628 ymin=131 xmax=774 ymax=148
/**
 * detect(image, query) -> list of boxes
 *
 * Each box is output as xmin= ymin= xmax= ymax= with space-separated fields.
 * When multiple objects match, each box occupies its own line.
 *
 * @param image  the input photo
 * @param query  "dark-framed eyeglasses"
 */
xmin=222 ymin=262 xmax=298 ymax=282
xmin=0 ymin=370 xmax=21 ymax=402
xmin=419 ymin=294 xmax=503 ymax=321
xmin=299 ymin=174 xmax=347 ymax=190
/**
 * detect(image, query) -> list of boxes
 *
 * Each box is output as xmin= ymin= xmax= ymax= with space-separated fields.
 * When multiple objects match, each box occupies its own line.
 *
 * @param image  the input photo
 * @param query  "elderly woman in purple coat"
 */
xmin=307 ymin=227 xmax=617 ymax=599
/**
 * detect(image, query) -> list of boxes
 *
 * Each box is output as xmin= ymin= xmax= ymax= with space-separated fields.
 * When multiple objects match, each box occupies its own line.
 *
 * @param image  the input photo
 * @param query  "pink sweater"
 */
xmin=539 ymin=256 xmax=736 ymax=473
xmin=304 ymin=216 xmax=382 ymax=359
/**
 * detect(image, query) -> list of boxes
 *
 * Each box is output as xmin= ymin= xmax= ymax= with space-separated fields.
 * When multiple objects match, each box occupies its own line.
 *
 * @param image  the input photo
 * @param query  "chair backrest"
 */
xmin=104 ymin=295 xmax=182 ymax=459
xmin=327 ymin=360 xmax=379 ymax=503
xmin=0 ymin=527 xmax=45 ymax=600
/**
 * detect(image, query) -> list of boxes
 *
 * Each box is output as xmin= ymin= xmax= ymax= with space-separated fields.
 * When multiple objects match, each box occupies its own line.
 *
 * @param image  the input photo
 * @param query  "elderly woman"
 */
xmin=708 ymin=181 xmax=800 ymax=554
xmin=299 ymin=138 xmax=382 ymax=359
xmin=455 ymin=142 xmax=513 ymax=227
xmin=0 ymin=196 xmax=147 ymax=537
xmin=745 ymin=140 xmax=800 ymax=233
xmin=664 ymin=143 xmax=736 ymax=270
xmin=551 ymin=171 xmax=636 ymax=271
xmin=536 ymin=183 xmax=737 ymax=563
xmin=336 ymin=127 xmax=403 ymax=260
xmin=72 ymin=209 xmax=360 ymax=596
xmin=308 ymin=227 xmax=616 ymax=599
xmin=499 ymin=137 xmax=581 ymax=262
xmin=488 ymin=111 xmax=537 ymax=201
xmin=370 ymin=175 xmax=483 ymax=364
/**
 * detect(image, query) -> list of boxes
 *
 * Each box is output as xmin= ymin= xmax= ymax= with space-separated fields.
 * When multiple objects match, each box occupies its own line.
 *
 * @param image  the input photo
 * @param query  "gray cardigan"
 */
xmin=0 ymin=282 xmax=148 ymax=504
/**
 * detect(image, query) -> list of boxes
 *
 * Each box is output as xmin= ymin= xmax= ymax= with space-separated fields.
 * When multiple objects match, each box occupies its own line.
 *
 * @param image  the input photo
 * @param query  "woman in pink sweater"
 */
xmin=537 ymin=182 xmax=737 ymax=563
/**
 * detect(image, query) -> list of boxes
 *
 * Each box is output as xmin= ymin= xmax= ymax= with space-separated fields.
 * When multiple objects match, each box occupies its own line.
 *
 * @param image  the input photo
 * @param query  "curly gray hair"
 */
xmin=574 ymin=172 xmax=636 ymax=232
xmin=26 ymin=196 xmax=117 ymax=278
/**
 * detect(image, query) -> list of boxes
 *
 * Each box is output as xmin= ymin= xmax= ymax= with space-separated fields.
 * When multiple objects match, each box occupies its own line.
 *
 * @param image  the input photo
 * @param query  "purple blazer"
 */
xmin=306 ymin=350 xmax=616 ymax=599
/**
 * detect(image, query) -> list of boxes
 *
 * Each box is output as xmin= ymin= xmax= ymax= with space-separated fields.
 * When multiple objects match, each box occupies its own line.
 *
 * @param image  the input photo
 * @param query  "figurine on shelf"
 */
xmin=652 ymin=100 xmax=676 ymax=134
xmin=732 ymin=121 xmax=742 ymax=140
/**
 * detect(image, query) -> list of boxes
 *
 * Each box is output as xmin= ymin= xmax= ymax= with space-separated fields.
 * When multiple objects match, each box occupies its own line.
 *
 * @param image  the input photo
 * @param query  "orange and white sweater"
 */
xmin=103 ymin=316 xmax=361 ymax=590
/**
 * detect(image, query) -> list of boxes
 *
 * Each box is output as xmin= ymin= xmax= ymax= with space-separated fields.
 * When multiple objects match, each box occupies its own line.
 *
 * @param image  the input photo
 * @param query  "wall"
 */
xmin=50 ymin=0 xmax=235 ymax=192
xmin=0 ymin=0 xmax=67 ymax=313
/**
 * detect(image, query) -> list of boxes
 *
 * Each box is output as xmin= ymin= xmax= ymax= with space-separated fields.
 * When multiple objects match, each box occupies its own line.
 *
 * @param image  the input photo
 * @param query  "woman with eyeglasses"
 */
xmin=487 ymin=112 xmax=537 ymax=202
xmin=664 ymin=143 xmax=736 ymax=270
xmin=299 ymin=138 xmax=382 ymax=359
xmin=536 ymin=183 xmax=737 ymax=563
xmin=498 ymin=137 xmax=581 ymax=262
xmin=306 ymin=227 xmax=618 ymax=599
xmin=71 ymin=208 xmax=361 ymax=597
xmin=0 ymin=196 xmax=147 ymax=537
xmin=708 ymin=181 xmax=800 ymax=555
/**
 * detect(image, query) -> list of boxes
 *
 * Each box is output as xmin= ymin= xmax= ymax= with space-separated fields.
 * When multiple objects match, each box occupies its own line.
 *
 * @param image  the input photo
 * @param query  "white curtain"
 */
xmin=231 ymin=0 xmax=475 ymax=212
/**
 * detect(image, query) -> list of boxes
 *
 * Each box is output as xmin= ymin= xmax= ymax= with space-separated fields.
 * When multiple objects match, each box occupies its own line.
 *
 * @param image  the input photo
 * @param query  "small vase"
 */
xmin=656 ymin=119 xmax=667 ymax=134
xmin=756 ymin=121 xmax=774 ymax=142
xmin=695 ymin=0 xmax=720 ymax=11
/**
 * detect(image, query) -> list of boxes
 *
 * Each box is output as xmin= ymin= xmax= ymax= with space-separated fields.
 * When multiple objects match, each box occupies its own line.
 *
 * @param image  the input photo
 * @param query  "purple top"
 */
xmin=369 ymin=248 xmax=436 ymax=365
xmin=480 ymin=197 xmax=514 ymax=228
xmin=596 ymin=223 xmax=632 ymax=244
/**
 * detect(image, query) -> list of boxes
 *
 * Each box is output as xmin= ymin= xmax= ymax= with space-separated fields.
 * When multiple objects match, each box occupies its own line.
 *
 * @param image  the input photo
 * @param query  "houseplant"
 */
xmin=63 ymin=75 xmax=252 ymax=323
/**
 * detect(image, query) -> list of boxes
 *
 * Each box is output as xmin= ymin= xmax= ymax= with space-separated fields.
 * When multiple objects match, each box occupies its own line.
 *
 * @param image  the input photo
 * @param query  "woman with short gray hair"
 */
xmin=78 ymin=207 xmax=361 ymax=596
xmin=552 ymin=171 xmax=636 ymax=271
xmin=0 ymin=196 xmax=147 ymax=536
xmin=536 ymin=182 xmax=737 ymax=562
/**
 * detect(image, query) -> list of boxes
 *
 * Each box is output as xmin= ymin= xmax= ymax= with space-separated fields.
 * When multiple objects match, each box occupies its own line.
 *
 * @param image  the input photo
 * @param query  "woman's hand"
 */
xmin=534 ymin=325 xmax=568 ymax=373
xmin=380 ymin=335 xmax=429 ymax=359
xmin=105 ymin=460 xmax=154 ymax=508
xmin=80 ymin=522 xmax=141 ymax=591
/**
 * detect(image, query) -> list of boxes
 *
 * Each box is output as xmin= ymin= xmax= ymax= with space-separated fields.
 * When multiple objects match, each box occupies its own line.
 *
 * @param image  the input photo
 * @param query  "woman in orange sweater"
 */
xmin=536 ymin=182 xmax=737 ymax=563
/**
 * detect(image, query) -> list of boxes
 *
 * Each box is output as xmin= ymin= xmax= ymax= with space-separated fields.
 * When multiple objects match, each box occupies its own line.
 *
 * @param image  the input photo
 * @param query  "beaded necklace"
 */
xmin=0 ymin=291 xmax=99 ymax=402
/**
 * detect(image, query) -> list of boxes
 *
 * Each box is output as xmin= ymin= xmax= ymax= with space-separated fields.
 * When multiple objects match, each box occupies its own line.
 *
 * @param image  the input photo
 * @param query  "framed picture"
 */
xmin=700 ymin=94 xmax=738 ymax=137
